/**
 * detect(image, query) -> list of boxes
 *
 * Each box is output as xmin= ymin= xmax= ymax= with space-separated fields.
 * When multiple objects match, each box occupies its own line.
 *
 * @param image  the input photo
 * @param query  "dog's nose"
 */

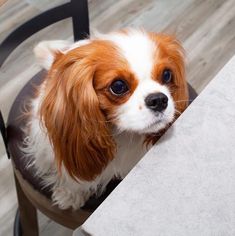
xmin=145 ymin=93 xmax=168 ymax=112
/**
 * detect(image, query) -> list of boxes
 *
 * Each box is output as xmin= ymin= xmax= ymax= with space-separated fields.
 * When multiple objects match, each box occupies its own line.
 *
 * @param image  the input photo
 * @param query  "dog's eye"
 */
xmin=162 ymin=69 xmax=172 ymax=83
xmin=110 ymin=79 xmax=129 ymax=96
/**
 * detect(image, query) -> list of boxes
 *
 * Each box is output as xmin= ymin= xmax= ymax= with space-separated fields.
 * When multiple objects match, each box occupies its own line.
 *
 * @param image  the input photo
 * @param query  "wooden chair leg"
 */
xmin=14 ymin=173 xmax=39 ymax=236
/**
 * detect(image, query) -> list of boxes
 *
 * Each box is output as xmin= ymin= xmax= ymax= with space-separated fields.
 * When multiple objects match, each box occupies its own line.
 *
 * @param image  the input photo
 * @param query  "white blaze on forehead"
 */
xmin=99 ymin=30 xmax=156 ymax=80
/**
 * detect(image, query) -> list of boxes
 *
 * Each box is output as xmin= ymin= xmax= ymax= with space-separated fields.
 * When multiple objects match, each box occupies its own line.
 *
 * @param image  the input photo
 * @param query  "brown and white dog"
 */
xmin=24 ymin=29 xmax=188 ymax=210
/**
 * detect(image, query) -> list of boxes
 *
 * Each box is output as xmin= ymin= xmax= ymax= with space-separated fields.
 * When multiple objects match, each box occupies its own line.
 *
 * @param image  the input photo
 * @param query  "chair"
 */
xmin=0 ymin=1 xmax=198 ymax=235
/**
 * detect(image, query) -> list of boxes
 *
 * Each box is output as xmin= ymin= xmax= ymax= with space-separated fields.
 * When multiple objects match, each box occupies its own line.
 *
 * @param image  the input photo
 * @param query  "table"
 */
xmin=74 ymin=56 xmax=235 ymax=236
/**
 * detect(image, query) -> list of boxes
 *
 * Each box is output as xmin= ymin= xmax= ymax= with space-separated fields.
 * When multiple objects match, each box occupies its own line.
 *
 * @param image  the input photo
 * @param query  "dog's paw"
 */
xmin=52 ymin=187 xmax=88 ymax=210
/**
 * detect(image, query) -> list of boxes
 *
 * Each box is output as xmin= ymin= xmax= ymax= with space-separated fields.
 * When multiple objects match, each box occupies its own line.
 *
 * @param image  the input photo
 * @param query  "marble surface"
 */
xmin=74 ymin=56 xmax=235 ymax=236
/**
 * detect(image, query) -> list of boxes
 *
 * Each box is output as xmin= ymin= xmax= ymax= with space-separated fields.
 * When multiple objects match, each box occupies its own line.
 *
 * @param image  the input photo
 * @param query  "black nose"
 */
xmin=145 ymin=93 xmax=168 ymax=112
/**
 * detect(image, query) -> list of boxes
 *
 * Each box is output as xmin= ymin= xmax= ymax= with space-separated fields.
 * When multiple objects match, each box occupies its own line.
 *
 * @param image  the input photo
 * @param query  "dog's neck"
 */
xmin=110 ymin=129 xmax=149 ymax=178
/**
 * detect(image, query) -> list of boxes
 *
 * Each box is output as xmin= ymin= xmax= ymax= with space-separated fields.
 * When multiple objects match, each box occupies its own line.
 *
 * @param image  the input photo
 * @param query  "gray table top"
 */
xmin=74 ymin=56 xmax=235 ymax=236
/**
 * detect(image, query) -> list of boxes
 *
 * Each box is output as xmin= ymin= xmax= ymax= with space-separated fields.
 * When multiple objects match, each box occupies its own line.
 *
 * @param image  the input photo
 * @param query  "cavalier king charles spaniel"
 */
xmin=25 ymin=29 xmax=188 ymax=210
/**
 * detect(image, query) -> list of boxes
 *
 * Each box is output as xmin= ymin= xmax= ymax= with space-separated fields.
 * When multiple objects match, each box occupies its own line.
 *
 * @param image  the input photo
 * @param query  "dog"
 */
xmin=24 ymin=29 xmax=189 ymax=210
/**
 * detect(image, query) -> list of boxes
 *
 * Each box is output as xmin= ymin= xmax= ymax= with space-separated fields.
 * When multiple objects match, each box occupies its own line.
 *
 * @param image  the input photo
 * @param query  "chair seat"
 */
xmin=6 ymin=70 xmax=198 ymax=213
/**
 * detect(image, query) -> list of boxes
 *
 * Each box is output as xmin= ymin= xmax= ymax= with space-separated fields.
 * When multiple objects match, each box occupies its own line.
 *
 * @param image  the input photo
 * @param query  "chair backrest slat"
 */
xmin=0 ymin=111 xmax=10 ymax=158
xmin=71 ymin=0 xmax=90 ymax=41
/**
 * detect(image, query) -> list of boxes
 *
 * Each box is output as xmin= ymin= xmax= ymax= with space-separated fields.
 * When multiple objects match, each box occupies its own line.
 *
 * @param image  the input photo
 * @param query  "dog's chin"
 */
xmin=114 ymin=109 xmax=175 ymax=135
xmin=137 ymin=114 xmax=174 ymax=135
xmin=139 ymin=120 xmax=168 ymax=134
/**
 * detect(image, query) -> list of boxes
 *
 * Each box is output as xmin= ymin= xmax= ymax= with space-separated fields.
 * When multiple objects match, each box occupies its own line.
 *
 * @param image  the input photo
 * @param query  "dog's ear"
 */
xmin=34 ymin=40 xmax=71 ymax=70
xmin=34 ymin=40 xmax=91 ymax=70
xmin=40 ymin=47 xmax=116 ymax=181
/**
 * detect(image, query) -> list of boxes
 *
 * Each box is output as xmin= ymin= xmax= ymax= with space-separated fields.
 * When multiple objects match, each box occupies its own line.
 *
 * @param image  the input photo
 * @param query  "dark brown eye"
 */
xmin=110 ymin=80 xmax=129 ymax=96
xmin=162 ymin=69 xmax=173 ymax=83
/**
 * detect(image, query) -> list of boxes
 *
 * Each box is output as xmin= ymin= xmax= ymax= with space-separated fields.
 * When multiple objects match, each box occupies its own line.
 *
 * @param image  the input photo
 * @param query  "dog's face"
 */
xmin=35 ymin=29 xmax=188 ymax=181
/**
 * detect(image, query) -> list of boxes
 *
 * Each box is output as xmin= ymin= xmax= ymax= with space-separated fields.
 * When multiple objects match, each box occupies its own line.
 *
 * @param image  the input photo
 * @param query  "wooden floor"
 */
xmin=0 ymin=0 xmax=235 ymax=235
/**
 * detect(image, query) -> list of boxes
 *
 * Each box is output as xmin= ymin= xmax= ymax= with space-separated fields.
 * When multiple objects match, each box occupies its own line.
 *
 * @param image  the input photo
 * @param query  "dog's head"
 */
xmin=35 ymin=29 xmax=188 ymax=181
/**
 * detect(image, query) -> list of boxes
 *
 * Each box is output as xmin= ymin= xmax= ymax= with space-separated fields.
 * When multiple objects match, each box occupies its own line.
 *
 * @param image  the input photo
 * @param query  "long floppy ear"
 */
xmin=40 ymin=49 xmax=116 ymax=181
xmin=34 ymin=39 xmax=91 ymax=70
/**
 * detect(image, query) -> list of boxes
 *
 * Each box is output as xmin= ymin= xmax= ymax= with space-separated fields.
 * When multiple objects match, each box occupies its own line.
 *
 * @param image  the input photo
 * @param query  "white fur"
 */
xmin=34 ymin=39 xmax=91 ymax=69
xmin=25 ymin=30 xmax=176 ymax=210
xmin=99 ymin=29 xmax=155 ymax=80
xmin=34 ymin=40 xmax=71 ymax=69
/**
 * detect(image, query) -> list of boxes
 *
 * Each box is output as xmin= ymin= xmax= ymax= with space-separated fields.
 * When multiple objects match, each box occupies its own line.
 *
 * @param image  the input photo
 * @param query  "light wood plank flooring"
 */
xmin=0 ymin=0 xmax=235 ymax=235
